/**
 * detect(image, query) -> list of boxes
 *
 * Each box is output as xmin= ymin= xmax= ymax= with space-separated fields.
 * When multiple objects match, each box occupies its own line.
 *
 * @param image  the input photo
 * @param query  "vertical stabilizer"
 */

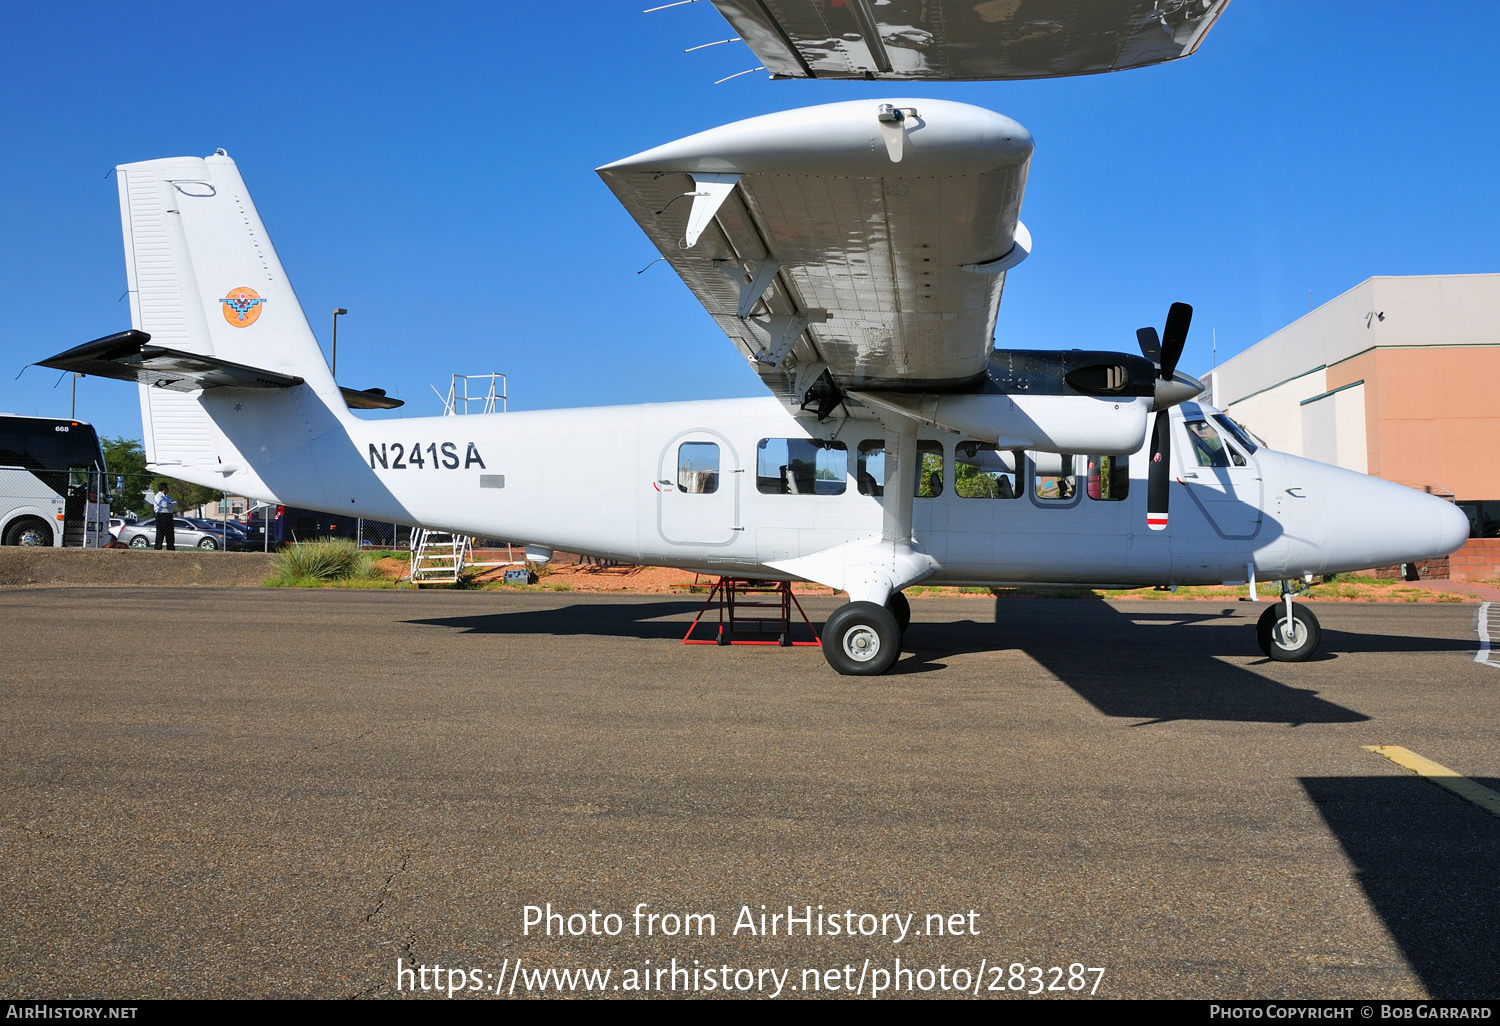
xmin=117 ymin=152 xmax=343 ymax=469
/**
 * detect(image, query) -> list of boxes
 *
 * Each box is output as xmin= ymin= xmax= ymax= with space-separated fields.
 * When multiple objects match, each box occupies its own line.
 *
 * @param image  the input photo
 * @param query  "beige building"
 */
xmin=1206 ymin=274 xmax=1500 ymax=541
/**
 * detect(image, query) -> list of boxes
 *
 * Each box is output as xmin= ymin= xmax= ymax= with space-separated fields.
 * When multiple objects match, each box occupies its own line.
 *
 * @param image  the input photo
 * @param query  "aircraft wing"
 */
xmin=598 ymin=99 xmax=1033 ymax=406
xmin=711 ymin=0 xmax=1231 ymax=81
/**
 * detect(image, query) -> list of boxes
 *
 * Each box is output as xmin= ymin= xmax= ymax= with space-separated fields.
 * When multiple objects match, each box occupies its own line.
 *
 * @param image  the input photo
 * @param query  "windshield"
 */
xmin=1212 ymin=414 xmax=1259 ymax=454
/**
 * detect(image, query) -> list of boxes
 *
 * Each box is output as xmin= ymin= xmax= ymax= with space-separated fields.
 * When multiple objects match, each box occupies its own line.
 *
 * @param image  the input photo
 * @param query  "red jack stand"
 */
xmin=682 ymin=578 xmax=821 ymax=647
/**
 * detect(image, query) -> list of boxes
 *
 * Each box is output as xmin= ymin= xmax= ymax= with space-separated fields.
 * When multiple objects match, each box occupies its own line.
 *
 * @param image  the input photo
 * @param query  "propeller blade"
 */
xmin=1159 ymin=302 xmax=1192 ymax=380
xmin=1147 ymin=410 xmax=1171 ymax=531
xmin=1135 ymin=326 xmax=1161 ymax=363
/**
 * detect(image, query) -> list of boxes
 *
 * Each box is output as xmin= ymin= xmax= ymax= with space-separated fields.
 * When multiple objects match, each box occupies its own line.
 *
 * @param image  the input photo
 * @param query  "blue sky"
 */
xmin=2 ymin=1 xmax=1496 ymax=441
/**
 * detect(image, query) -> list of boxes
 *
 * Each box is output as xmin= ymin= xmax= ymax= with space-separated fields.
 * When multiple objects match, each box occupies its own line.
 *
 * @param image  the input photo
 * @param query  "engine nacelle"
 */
xmin=853 ymin=391 xmax=1151 ymax=456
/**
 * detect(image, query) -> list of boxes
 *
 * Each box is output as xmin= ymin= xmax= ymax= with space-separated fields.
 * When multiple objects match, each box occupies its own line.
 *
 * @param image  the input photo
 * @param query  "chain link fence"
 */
xmin=106 ymin=473 xmax=429 ymax=552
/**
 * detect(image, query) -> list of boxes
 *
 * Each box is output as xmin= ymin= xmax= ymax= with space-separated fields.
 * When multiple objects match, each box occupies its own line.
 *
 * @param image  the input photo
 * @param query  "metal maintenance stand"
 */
xmin=682 ymin=578 xmax=821 ymax=648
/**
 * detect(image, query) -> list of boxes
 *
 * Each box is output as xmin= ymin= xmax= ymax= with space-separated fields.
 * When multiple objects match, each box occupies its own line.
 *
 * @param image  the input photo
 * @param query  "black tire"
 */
xmin=197 ymin=537 xmax=218 ymax=551
xmin=128 ymin=535 xmax=151 ymax=548
xmin=886 ymin=591 xmax=912 ymax=634
xmin=1256 ymin=601 xmax=1321 ymax=661
xmin=4 ymin=517 xmax=52 ymax=547
xmin=821 ymin=601 xmax=901 ymax=676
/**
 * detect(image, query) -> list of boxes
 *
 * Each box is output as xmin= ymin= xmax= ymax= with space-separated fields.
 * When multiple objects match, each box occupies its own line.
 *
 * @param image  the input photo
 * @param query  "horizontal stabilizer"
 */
xmin=39 ymin=329 xmax=303 ymax=392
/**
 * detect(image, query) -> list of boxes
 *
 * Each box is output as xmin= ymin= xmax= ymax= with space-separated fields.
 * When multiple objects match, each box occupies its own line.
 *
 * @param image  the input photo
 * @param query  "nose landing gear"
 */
xmin=1256 ymin=583 xmax=1322 ymax=661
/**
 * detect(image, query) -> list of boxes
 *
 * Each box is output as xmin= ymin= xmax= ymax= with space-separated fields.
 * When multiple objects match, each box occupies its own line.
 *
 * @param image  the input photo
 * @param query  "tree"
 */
xmin=102 ymin=436 xmax=222 ymax=517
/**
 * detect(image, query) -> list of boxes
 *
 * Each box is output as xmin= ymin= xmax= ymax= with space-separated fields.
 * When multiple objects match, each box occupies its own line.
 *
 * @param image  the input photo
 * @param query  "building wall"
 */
xmin=1221 ymin=368 xmax=1323 ymax=456
xmin=1449 ymin=539 xmax=1500 ymax=583
xmin=1210 ymin=274 xmax=1500 ymax=501
xmin=1358 ymin=347 xmax=1500 ymax=500
xmin=1299 ymin=382 xmax=1368 ymax=474
xmin=1211 ymin=274 xmax=1500 ymax=409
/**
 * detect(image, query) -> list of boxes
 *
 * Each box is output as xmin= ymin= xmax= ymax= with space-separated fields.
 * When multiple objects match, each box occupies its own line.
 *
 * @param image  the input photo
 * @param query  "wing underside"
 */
xmin=599 ymin=99 xmax=1034 ymax=405
xmin=710 ymin=0 xmax=1231 ymax=81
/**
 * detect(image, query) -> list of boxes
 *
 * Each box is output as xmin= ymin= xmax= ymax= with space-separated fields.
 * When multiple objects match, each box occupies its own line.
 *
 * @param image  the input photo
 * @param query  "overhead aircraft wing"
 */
xmin=598 ymin=99 xmax=1033 ymax=407
xmin=710 ymin=0 xmax=1231 ymax=80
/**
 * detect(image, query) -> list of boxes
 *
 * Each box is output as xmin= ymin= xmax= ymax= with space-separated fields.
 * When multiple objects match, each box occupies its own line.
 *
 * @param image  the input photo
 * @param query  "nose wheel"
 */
xmin=1256 ymin=600 xmax=1321 ymax=661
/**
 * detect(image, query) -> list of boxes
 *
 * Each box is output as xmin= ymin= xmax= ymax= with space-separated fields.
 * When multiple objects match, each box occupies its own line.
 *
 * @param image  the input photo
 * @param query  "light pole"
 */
xmin=331 ymin=308 xmax=347 ymax=377
xmin=70 ymin=373 xmax=82 ymax=418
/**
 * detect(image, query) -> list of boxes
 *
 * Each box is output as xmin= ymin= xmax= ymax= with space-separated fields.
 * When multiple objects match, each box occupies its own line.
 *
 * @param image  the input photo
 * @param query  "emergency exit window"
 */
xmin=1086 ymin=455 xmax=1129 ymax=501
xmin=677 ymin=442 xmax=719 ymax=494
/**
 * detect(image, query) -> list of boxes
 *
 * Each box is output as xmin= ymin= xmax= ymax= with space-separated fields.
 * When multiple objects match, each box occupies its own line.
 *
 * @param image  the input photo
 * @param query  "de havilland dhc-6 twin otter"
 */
xmin=40 ymin=0 xmax=1469 ymax=675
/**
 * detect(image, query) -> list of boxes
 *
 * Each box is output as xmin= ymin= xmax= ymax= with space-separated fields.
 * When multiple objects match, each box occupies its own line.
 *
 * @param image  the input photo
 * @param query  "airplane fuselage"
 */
xmin=193 ymin=388 xmax=1466 ymax=589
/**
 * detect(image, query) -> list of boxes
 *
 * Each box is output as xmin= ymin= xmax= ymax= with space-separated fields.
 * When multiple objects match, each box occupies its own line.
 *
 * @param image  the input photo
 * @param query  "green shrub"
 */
xmin=270 ymin=539 xmax=379 ymax=584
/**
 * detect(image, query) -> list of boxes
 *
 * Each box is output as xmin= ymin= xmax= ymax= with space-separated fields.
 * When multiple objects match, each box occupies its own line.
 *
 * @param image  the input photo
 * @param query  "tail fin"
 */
xmin=116 ymin=151 xmax=343 ymax=469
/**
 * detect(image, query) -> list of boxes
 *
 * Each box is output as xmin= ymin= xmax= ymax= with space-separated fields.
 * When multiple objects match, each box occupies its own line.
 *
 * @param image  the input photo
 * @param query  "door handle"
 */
xmin=1285 ymin=487 xmax=1305 ymax=497
xmin=1182 ymin=472 xmax=1199 ymax=479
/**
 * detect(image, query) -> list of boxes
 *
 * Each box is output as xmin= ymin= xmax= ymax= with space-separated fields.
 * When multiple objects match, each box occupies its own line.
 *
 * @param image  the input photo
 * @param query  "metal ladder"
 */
xmin=408 ymin=529 xmax=471 ymax=585
xmin=405 ymin=372 xmax=521 ymax=585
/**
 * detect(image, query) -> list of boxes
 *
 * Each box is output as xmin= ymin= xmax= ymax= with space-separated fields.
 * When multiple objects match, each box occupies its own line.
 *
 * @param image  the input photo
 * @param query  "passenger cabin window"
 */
xmin=1086 ymin=455 xmax=1129 ymax=501
xmin=676 ymin=441 xmax=720 ymax=494
xmin=858 ymin=440 xmax=944 ymax=498
xmin=757 ymin=438 xmax=847 ymax=495
xmin=857 ymin=441 xmax=885 ymax=496
xmin=1032 ymin=453 xmax=1078 ymax=501
xmin=916 ymin=441 xmax=943 ymax=497
xmin=954 ymin=443 xmax=1021 ymax=499
xmin=1185 ymin=419 xmax=1245 ymax=468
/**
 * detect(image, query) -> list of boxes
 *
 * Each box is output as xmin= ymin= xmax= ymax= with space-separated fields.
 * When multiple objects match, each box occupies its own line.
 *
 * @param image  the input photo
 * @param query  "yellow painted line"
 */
xmin=1363 ymin=745 xmax=1500 ymax=819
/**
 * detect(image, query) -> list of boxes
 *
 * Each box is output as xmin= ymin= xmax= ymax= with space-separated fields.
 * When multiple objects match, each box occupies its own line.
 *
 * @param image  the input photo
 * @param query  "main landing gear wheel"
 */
xmin=886 ymin=591 xmax=911 ymax=634
xmin=822 ymin=601 xmax=901 ymax=676
xmin=1257 ymin=601 xmax=1321 ymax=662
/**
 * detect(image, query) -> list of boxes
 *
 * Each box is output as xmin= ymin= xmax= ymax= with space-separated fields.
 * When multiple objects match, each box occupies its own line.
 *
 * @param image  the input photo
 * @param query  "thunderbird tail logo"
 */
xmin=221 ymin=287 xmax=266 ymax=327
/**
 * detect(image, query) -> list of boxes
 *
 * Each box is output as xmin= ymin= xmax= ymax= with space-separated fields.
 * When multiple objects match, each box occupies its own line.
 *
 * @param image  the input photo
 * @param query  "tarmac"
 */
xmin=1 ymin=587 xmax=1497 ymax=1000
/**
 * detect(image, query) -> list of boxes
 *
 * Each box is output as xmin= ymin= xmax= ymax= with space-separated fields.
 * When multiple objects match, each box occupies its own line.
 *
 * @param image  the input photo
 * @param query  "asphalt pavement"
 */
xmin=1 ymin=588 xmax=1496 ymax=999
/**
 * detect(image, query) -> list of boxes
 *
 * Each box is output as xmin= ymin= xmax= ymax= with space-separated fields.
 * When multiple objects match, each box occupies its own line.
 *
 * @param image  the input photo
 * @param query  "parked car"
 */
xmin=107 ymin=513 xmax=141 ymax=541
xmin=115 ymin=516 xmax=230 ymax=550
xmin=186 ymin=517 xmax=256 ymax=550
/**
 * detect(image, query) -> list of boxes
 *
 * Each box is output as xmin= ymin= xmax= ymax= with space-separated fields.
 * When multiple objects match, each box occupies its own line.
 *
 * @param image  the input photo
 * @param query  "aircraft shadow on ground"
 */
xmin=407 ymin=596 xmax=1474 ymax=725
xmin=1301 ymin=776 xmax=1500 ymax=999
xmin=406 ymin=599 xmax=731 ymax=644
xmin=867 ymin=596 xmax=1368 ymax=724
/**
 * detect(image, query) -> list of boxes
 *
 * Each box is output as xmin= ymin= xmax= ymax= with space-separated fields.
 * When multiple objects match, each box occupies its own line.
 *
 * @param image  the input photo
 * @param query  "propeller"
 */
xmin=1137 ymin=302 xmax=1193 ymax=532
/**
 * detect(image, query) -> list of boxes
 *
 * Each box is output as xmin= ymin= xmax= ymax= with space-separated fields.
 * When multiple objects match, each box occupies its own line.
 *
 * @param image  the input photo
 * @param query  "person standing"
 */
xmin=152 ymin=483 xmax=178 ymax=550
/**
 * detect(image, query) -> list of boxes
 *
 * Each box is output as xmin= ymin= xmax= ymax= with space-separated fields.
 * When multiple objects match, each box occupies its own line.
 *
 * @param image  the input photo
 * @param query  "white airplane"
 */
xmin=39 ymin=97 xmax=1468 ymax=677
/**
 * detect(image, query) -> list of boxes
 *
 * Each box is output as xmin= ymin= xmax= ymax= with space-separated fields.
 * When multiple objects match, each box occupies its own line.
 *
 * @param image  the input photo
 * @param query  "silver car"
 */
xmin=115 ymin=516 xmax=228 ymax=550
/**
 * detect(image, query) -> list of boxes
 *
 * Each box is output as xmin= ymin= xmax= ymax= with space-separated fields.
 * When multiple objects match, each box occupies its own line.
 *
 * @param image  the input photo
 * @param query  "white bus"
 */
xmin=0 ymin=414 xmax=109 ymax=547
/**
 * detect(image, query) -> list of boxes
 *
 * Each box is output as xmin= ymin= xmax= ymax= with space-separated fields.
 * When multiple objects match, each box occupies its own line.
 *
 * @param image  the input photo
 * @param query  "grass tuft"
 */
xmin=268 ymin=539 xmax=381 ymax=586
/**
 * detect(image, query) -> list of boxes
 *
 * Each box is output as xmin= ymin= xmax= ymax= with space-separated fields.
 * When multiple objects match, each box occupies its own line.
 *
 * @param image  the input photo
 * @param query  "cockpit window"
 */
xmin=1184 ymin=419 xmax=1245 ymax=468
xmin=1212 ymin=414 xmax=1259 ymax=454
